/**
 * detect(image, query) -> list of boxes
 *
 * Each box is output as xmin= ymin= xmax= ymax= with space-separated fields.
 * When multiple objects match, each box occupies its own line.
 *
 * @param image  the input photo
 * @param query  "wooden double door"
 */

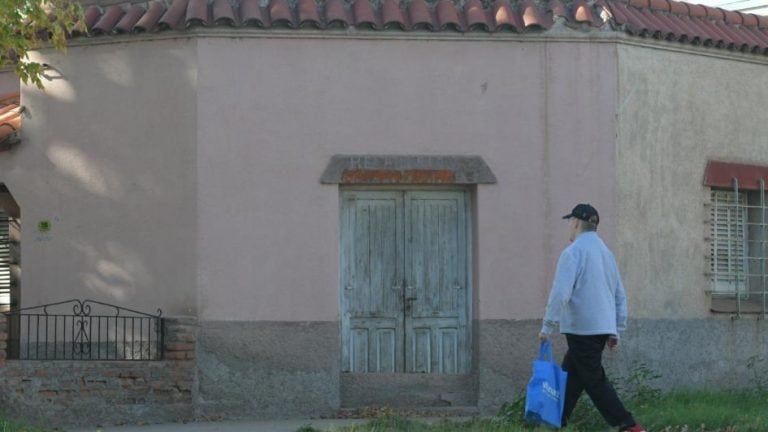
xmin=340 ymin=189 xmax=470 ymax=374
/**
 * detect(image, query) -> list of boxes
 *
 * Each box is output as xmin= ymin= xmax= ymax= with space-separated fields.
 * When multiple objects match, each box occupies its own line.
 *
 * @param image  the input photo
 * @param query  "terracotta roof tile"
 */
xmin=610 ymin=0 xmax=768 ymax=52
xmin=649 ymin=0 xmax=669 ymax=12
xmin=710 ymin=19 xmax=736 ymax=46
xmin=82 ymin=5 xmax=102 ymax=33
xmin=269 ymin=0 xmax=295 ymax=27
xmin=212 ymin=0 xmax=237 ymax=26
xmin=747 ymin=26 xmax=768 ymax=47
xmin=0 ymin=93 xmax=22 ymax=150
xmin=298 ymin=0 xmax=321 ymax=28
xmin=92 ymin=5 xmax=126 ymax=34
xmin=739 ymin=28 xmax=765 ymax=51
xmin=705 ymin=5 xmax=725 ymax=20
xmin=638 ymin=8 xmax=669 ymax=37
xmin=135 ymin=1 xmax=166 ymax=32
xmin=67 ymin=0 xmax=768 ymax=56
xmin=648 ymin=10 xmax=679 ymax=39
xmin=723 ymin=9 xmax=741 ymax=25
xmin=687 ymin=3 xmax=706 ymax=18
xmin=436 ymin=0 xmax=462 ymax=31
xmin=660 ymin=10 xmax=695 ymax=41
xmin=241 ymin=0 xmax=265 ymax=26
xmin=465 ymin=0 xmax=491 ymax=31
xmin=187 ymin=0 xmax=211 ymax=26
xmin=325 ymin=0 xmax=351 ymax=28
xmin=381 ymin=0 xmax=407 ymax=30
xmin=406 ymin=0 xmax=433 ymax=30
xmin=573 ymin=0 xmax=599 ymax=25
xmin=352 ymin=0 xmax=379 ymax=29
xmin=521 ymin=0 xmax=549 ymax=29
xmin=612 ymin=2 xmax=652 ymax=35
xmin=492 ymin=0 xmax=521 ymax=32
xmin=741 ymin=12 xmax=758 ymax=27
xmin=158 ymin=0 xmax=188 ymax=29
xmin=114 ymin=4 xmax=146 ymax=33
xmin=548 ymin=0 xmax=568 ymax=19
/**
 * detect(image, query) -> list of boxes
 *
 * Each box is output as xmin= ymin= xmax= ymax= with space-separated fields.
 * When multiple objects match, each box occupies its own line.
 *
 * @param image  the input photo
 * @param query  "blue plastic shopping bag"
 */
xmin=524 ymin=340 xmax=568 ymax=428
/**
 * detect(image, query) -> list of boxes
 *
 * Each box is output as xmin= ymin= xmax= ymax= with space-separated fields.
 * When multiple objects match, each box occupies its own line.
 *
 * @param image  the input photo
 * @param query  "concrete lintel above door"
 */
xmin=321 ymin=155 xmax=497 ymax=185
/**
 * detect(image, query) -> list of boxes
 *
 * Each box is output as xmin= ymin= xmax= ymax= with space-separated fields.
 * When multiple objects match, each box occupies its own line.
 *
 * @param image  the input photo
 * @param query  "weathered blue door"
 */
xmin=404 ymin=191 xmax=468 ymax=373
xmin=341 ymin=191 xmax=405 ymax=373
xmin=341 ymin=189 xmax=470 ymax=373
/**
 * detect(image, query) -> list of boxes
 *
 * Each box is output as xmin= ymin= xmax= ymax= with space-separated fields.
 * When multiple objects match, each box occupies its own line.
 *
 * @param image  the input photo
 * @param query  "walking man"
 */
xmin=539 ymin=203 xmax=645 ymax=432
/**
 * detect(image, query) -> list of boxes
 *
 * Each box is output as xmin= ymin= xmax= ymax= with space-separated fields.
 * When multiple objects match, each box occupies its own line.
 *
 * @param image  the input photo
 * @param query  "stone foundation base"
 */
xmin=1 ymin=316 xmax=765 ymax=427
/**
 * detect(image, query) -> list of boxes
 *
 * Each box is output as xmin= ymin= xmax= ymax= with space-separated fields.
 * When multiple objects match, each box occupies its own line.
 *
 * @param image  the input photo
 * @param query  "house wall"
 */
xmin=0 ymin=70 xmax=19 ymax=96
xmin=13 ymin=34 xmax=766 ymax=424
xmin=611 ymin=45 xmax=768 ymax=389
xmin=194 ymin=36 xmax=619 ymax=416
xmin=4 ymin=39 xmax=198 ymax=316
xmin=195 ymin=37 xmax=619 ymax=321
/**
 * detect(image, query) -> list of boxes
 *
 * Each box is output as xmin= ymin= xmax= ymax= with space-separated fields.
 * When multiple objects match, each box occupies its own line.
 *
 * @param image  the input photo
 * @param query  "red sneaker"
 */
xmin=620 ymin=426 xmax=647 ymax=432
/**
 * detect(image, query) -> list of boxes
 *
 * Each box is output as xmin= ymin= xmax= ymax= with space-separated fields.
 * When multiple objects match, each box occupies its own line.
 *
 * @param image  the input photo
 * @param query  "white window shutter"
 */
xmin=0 ymin=213 xmax=10 ymax=310
xmin=710 ymin=190 xmax=747 ymax=295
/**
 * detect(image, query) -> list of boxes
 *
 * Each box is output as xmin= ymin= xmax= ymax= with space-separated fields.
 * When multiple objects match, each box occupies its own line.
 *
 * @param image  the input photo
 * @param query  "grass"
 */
xmin=632 ymin=390 xmax=768 ymax=432
xmin=0 ymin=418 xmax=48 ymax=432
xmin=298 ymin=390 xmax=768 ymax=432
xmin=2 ymin=390 xmax=766 ymax=432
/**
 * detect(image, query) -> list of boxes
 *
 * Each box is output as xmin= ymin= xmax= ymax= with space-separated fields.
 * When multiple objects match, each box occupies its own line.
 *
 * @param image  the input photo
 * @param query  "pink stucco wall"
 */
xmin=195 ymin=37 xmax=619 ymax=321
xmin=6 ymin=40 xmax=199 ymax=315
xmin=6 ymin=35 xmax=618 ymax=322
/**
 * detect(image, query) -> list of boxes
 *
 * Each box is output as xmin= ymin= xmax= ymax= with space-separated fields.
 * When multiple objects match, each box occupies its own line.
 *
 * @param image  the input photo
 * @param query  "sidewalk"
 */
xmin=70 ymin=417 xmax=472 ymax=432
xmin=70 ymin=418 xmax=370 ymax=432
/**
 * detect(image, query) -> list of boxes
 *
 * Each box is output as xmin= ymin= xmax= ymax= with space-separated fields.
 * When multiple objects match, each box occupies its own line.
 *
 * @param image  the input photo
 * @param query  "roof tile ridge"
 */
xmin=407 ymin=0 xmax=437 ymax=31
xmin=435 ymin=0 xmax=463 ymax=31
xmin=297 ymin=0 xmax=323 ymax=28
xmin=213 ymin=0 xmax=239 ymax=26
xmin=637 ymin=0 xmax=765 ymax=30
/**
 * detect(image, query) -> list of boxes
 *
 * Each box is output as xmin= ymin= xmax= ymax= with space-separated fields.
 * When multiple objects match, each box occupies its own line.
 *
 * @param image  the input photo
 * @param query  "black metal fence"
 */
xmin=3 ymin=299 xmax=163 ymax=361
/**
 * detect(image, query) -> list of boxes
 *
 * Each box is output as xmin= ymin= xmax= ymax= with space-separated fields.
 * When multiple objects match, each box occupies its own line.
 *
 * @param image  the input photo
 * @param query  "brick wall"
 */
xmin=0 ymin=314 xmax=197 ymax=428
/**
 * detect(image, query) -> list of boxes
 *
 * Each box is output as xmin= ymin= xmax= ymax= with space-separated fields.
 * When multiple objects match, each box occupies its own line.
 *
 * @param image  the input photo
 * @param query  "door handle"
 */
xmin=405 ymin=296 xmax=417 ymax=313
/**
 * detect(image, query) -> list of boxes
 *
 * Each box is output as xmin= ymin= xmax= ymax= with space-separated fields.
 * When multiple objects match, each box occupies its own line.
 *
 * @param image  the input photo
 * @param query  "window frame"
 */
xmin=705 ymin=174 xmax=767 ymax=316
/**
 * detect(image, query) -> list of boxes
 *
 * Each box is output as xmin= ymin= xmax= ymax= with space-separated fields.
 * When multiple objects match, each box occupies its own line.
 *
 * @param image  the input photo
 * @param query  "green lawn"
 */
xmin=2 ymin=390 xmax=766 ymax=432
xmin=0 ymin=418 xmax=48 ymax=432
xmin=301 ymin=390 xmax=768 ymax=432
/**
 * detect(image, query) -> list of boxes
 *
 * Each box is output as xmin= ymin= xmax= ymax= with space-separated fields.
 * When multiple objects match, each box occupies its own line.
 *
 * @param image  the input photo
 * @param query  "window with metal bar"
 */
xmin=709 ymin=186 xmax=768 ymax=314
xmin=0 ymin=212 xmax=19 ymax=314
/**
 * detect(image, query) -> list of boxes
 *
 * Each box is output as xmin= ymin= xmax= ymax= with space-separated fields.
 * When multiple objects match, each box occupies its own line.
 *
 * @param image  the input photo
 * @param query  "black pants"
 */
xmin=561 ymin=334 xmax=635 ymax=429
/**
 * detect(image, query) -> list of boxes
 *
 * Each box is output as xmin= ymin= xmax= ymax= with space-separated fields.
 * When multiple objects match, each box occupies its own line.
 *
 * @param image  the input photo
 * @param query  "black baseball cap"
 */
xmin=562 ymin=203 xmax=599 ymax=224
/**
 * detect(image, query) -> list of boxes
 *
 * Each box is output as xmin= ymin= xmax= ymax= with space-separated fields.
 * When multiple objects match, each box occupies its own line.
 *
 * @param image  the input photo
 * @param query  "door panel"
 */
xmin=341 ymin=191 xmax=404 ymax=373
xmin=341 ymin=189 xmax=469 ymax=374
xmin=405 ymin=191 xmax=468 ymax=373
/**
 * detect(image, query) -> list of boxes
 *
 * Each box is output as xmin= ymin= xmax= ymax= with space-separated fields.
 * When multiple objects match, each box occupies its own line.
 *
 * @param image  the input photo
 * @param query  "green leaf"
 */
xmin=1 ymin=0 xmax=84 ymax=88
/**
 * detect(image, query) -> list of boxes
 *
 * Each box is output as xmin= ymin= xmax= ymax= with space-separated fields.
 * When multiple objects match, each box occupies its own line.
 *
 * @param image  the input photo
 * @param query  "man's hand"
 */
xmin=538 ymin=332 xmax=549 ymax=342
xmin=607 ymin=336 xmax=620 ymax=352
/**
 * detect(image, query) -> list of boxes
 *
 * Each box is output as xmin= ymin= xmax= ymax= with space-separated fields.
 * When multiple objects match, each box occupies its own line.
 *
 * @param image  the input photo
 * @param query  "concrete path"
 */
xmin=70 ymin=418 xmax=370 ymax=432
xmin=70 ymin=417 xmax=471 ymax=432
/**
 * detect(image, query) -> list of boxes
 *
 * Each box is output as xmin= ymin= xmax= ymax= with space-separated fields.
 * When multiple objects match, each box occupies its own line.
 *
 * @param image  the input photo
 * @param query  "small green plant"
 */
xmin=496 ymin=391 xmax=527 ymax=425
xmin=610 ymin=362 xmax=662 ymax=407
xmin=561 ymin=399 xmax=604 ymax=432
